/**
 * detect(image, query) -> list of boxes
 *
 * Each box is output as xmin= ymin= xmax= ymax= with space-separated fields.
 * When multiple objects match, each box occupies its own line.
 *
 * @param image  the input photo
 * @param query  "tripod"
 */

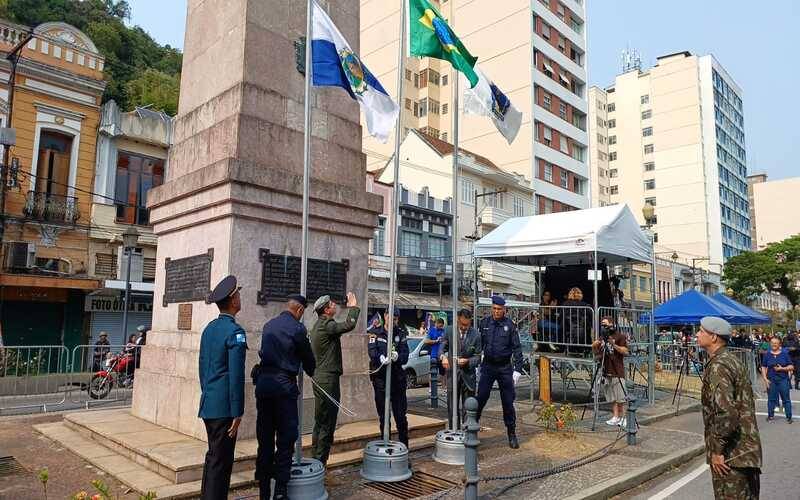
xmin=582 ymin=339 xmax=628 ymax=431
xmin=671 ymin=336 xmax=700 ymax=413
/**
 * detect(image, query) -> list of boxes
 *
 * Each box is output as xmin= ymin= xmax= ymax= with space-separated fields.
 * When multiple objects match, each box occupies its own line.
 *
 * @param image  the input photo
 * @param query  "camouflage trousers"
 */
xmin=711 ymin=467 xmax=760 ymax=499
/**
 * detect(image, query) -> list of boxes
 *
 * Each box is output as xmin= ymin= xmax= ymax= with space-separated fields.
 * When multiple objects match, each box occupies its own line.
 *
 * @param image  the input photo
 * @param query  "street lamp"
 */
xmin=121 ymin=226 xmax=140 ymax=343
xmin=435 ymin=266 xmax=445 ymax=312
xmin=641 ymin=204 xmax=657 ymax=405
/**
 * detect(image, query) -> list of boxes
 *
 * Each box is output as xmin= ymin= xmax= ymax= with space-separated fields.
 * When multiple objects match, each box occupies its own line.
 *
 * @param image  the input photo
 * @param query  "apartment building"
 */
xmin=360 ymin=0 xmax=590 ymax=215
xmin=747 ymin=173 xmax=800 ymax=250
xmin=589 ymin=52 xmax=751 ymax=266
xmin=373 ymin=130 xmax=535 ymax=303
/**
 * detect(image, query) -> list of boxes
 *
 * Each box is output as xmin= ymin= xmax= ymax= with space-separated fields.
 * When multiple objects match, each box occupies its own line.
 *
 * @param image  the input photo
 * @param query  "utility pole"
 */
xmin=0 ymin=31 xmax=33 ymax=253
xmin=466 ymin=187 xmax=507 ymax=328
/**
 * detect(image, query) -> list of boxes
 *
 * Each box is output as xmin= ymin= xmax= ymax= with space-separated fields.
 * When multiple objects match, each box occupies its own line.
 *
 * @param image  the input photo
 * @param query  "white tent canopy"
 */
xmin=474 ymin=204 xmax=653 ymax=266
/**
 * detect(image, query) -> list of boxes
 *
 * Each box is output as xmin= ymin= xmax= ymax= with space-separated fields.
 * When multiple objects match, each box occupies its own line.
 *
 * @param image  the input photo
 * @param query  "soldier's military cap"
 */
xmin=207 ymin=275 xmax=241 ymax=304
xmin=288 ymin=294 xmax=308 ymax=307
xmin=491 ymin=295 xmax=506 ymax=306
xmin=313 ymin=295 xmax=331 ymax=313
xmin=701 ymin=316 xmax=732 ymax=337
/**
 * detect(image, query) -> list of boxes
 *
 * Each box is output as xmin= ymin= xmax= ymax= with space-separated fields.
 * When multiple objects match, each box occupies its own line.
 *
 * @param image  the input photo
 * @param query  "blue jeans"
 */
xmin=767 ymin=378 xmax=792 ymax=419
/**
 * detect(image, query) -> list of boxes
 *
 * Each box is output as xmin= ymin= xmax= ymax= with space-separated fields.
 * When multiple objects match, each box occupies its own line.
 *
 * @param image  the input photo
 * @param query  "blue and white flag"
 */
xmin=463 ymin=65 xmax=522 ymax=145
xmin=312 ymin=0 xmax=399 ymax=143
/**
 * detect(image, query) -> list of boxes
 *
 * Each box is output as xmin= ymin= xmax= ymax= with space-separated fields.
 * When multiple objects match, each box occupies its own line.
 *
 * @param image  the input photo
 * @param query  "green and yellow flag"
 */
xmin=408 ymin=0 xmax=479 ymax=88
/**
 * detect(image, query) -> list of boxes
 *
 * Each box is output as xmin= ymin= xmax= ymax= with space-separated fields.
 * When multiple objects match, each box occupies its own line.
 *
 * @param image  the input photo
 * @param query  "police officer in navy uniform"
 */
xmin=475 ymin=295 xmax=524 ymax=449
xmin=198 ymin=275 xmax=248 ymax=499
xmin=367 ymin=308 xmax=411 ymax=447
xmin=254 ymin=294 xmax=316 ymax=500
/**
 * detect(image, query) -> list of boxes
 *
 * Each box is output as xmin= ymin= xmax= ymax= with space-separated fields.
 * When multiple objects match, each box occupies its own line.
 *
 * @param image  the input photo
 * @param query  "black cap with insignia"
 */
xmin=287 ymin=294 xmax=308 ymax=308
xmin=207 ymin=275 xmax=241 ymax=304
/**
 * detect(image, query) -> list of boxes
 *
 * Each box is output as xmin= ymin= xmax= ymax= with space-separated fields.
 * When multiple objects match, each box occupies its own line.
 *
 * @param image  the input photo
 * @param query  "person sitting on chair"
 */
xmin=563 ymin=287 xmax=591 ymax=352
xmin=536 ymin=290 xmax=561 ymax=352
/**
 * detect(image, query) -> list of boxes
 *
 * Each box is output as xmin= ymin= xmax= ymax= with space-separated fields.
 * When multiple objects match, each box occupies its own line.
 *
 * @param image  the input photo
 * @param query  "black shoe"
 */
xmin=766 ymin=416 xmax=775 ymax=422
xmin=273 ymin=483 xmax=288 ymax=500
xmin=788 ymin=418 xmax=794 ymax=424
xmin=258 ymin=480 xmax=271 ymax=500
xmin=508 ymin=433 xmax=520 ymax=449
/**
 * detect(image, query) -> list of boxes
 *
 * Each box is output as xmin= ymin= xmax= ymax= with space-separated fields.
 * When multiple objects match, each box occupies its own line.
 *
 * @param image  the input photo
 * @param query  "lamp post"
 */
xmin=469 ymin=188 xmax=508 ymax=328
xmin=436 ymin=266 xmax=445 ymax=312
xmin=641 ymin=204 xmax=656 ymax=404
xmin=121 ymin=227 xmax=139 ymax=343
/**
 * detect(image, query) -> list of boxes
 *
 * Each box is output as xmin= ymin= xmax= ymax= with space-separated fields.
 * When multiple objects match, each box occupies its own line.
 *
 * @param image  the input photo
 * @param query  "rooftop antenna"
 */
xmin=621 ymin=46 xmax=642 ymax=74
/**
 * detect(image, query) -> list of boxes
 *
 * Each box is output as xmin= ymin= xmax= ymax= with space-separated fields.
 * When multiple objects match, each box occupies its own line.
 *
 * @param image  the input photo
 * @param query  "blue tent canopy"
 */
xmin=641 ymin=289 xmax=746 ymax=325
xmin=711 ymin=293 xmax=771 ymax=325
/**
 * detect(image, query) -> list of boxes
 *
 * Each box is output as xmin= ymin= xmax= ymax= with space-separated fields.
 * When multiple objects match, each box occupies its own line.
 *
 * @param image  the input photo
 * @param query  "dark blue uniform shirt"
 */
xmin=256 ymin=311 xmax=316 ymax=398
xmin=367 ymin=325 xmax=410 ymax=380
xmin=479 ymin=315 xmax=524 ymax=372
xmin=198 ymin=314 xmax=248 ymax=419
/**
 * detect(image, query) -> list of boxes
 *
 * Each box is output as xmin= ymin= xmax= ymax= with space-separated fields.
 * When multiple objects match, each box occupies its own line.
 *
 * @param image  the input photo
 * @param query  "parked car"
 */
xmin=403 ymin=336 xmax=431 ymax=388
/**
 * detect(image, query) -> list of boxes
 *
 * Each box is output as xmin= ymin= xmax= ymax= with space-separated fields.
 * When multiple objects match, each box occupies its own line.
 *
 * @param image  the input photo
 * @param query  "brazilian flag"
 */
xmin=408 ymin=0 xmax=479 ymax=88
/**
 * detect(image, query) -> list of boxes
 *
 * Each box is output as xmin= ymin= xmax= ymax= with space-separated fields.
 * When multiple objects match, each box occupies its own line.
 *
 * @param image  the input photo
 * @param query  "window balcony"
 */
xmin=479 ymin=206 xmax=510 ymax=228
xmin=23 ymin=192 xmax=80 ymax=224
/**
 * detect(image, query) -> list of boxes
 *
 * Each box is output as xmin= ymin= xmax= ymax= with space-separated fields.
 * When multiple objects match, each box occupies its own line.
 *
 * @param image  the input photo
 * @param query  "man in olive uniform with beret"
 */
xmin=696 ymin=316 xmax=762 ymax=499
xmin=198 ymin=275 xmax=248 ymax=500
xmin=309 ymin=291 xmax=360 ymax=466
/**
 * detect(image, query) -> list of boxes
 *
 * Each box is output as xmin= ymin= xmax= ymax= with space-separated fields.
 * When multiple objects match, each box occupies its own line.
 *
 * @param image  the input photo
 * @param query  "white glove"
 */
xmin=512 ymin=371 xmax=522 ymax=385
xmin=391 ymin=350 xmax=399 ymax=362
xmin=379 ymin=355 xmax=389 ymax=365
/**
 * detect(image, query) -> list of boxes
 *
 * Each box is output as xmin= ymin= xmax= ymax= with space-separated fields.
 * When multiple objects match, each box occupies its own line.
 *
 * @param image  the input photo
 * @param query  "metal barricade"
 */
xmin=69 ymin=344 xmax=134 ymax=408
xmin=598 ymin=307 xmax=654 ymax=401
xmin=0 ymin=345 xmax=70 ymax=413
xmin=529 ymin=305 xmax=595 ymax=351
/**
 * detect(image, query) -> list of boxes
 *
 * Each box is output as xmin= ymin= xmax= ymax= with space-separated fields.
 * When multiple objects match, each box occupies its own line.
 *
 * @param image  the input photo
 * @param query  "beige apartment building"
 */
xmin=748 ymin=173 xmax=800 ymax=250
xmin=588 ymin=52 xmax=752 ymax=268
xmin=361 ymin=0 xmax=590 ymax=214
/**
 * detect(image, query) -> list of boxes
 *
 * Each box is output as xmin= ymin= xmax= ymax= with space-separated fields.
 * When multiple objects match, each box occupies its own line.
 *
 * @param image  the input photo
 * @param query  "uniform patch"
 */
xmin=369 ymin=336 xmax=376 ymax=344
xmin=504 ymin=326 xmax=508 ymax=332
xmin=394 ymin=336 xmax=400 ymax=343
xmin=378 ymin=338 xmax=387 ymax=343
xmin=236 ymin=333 xmax=246 ymax=343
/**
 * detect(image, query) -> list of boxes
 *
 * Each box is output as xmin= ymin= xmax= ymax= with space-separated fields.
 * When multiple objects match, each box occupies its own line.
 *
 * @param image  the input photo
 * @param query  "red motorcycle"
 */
xmin=88 ymin=349 xmax=135 ymax=399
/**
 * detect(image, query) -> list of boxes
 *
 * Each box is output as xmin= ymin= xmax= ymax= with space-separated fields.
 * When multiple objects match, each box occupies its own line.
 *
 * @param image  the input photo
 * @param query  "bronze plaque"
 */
xmin=177 ymin=303 xmax=193 ymax=330
xmin=163 ymin=249 xmax=214 ymax=306
xmin=257 ymin=249 xmax=349 ymax=305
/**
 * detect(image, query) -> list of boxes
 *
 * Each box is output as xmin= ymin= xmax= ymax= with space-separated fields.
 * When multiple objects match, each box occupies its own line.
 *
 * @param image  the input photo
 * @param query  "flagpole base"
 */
xmin=432 ymin=429 xmax=466 ymax=465
xmin=360 ymin=440 xmax=412 ymax=482
xmin=288 ymin=458 xmax=328 ymax=500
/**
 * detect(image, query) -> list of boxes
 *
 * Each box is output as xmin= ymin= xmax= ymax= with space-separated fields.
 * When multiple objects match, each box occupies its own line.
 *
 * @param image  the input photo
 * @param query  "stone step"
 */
xmin=35 ymin=419 xmax=439 ymax=499
xmin=59 ymin=408 xmax=444 ymax=485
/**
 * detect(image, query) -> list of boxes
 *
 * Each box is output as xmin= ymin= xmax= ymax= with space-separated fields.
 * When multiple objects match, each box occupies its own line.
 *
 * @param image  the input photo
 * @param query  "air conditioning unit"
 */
xmin=117 ymin=248 xmax=144 ymax=282
xmin=5 ymin=242 xmax=36 ymax=269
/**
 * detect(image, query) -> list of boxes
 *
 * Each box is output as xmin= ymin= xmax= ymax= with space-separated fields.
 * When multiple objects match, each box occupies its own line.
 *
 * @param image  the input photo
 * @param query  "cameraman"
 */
xmin=592 ymin=316 xmax=629 ymax=427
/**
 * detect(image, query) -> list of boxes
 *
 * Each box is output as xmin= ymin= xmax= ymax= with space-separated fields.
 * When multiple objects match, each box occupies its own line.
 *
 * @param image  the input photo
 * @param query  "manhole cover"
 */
xmin=0 ymin=456 xmax=26 ymax=477
xmin=364 ymin=471 xmax=458 ymax=499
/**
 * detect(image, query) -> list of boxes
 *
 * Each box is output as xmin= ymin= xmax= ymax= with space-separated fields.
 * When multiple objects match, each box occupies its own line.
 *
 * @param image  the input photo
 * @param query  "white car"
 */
xmin=402 ymin=336 xmax=432 ymax=388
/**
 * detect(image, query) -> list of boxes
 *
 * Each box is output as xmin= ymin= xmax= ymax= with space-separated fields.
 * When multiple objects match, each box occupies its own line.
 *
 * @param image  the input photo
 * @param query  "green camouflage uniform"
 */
xmin=701 ymin=347 xmax=763 ymax=499
xmin=309 ymin=306 xmax=360 ymax=464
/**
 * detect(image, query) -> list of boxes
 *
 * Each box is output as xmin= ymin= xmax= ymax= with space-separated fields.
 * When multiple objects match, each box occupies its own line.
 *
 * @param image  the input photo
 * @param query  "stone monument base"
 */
xmin=35 ymin=408 xmax=445 ymax=498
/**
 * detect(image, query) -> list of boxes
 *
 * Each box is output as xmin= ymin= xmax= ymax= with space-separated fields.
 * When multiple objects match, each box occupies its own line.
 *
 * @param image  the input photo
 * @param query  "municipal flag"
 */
xmin=463 ymin=65 xmax=523 ymax=144
xmin=311 ymin=0 xmax=399 ymax=142
xmin=408 ymin=0 xmax=479 ymax=88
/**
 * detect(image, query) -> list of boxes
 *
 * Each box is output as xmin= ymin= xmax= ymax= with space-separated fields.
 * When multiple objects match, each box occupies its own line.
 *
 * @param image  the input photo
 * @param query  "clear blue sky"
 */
xmin=128 ymin=0 xmax=798 ymax=180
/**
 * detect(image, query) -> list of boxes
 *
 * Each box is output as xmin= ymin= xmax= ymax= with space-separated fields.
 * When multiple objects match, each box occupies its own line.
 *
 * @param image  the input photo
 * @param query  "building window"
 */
xmin=418 ymin=97 xmax=428 ymax=117
xmin=645 ymin=197 xmax=656 ymax=206
xmin=596 ymin=117 xmax=605 ymax=128
xmin=34 ymin=131 xmax=73 ymax=207
xmin=513 ymin=196 xmax=525 ymax=217
xmin=644 ymin=144 xmax=654 ymax=154
xmin=644 ymin=179 xmax=656 ymax=190
xmin=610 ymin=169 xmax=618 ymax=178
xmin=607 ymin=103 xmax=615 ymax=112
xmin=596 ymin=133 xmax=605 ymax=144
xmin=442 ymin=103 xmax=448 ymax=114
xmin=428 ymin=236 xmax=448 ymax=258
xmin=644 ymin=161 xmax=655 ymax=171
xmin=541 ymin=23 xmax=551 ymax=40
xmin=405 ymin=69 xmax=412 ymax=81
xmin=609 ymin=152 xmax=617 ymax=161
xmin=405 ymin=98 xmax=412 ymax=110
xmin=544 ymin=163 xmax=553 ymax=182
xmin=441 ymin=132 xmax=447 ymax=141
xmin=608 ymin=119 xmax=616 ymax=128
xmin=560 ymin=171 xmax=568 ymax=189
xmin=462 ymin=178 xmax=475 ymax=205
xmin=639 ymin=276 xmax=647 ymax=291
xmin=430 ymin=223 xmax=447 ymax=235
xmin=609 ymin=135 xmax=617 ymax=145
xmin=599 ymin=168 xmax=606 ymax=178
xmin=598 ymin=151 xmax=607 ymax=161
xmin=442 ymin=74 xmax=448 ymax=86
xmin=543 ymin=197 xmax=553 ymax=214
xmin=543 ymin=92 xmax=552 ymax=109
xmin=610 ymin=185 xmax=619 ymax=195
xmin=560 ymin=137 xmax=570 ymax=154
xmin=115 ymin=151 xmax=165 ymax=225
xmin=542 ymin=125 xmax=552 ymax=146
xmin=642 ymin=127 xmax=653 ymax=137
xmin=418 ymin=70 xmax=428 ymax=88
xmin=642 ymin=109 xmax=652 ymax=119
xmin=559 ymin=102 xmax=567 ymax=120
xmin=400 ymin=231 xmax=421 ymax=257
xmin=573 ymin=176 xmax=582 ymax=194
xmin=401 ymin=216 xmax=422 ymax=229
xmin=641 ymin=94 xmax=650 ymax=105
xmin=428 ymin=68 xmax=440 ymax=85
xmin=372 ymin=217 xmax=386 ymax=255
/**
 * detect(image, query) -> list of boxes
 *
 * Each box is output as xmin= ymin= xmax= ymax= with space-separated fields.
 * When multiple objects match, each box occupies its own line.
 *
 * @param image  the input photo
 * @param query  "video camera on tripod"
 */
xmin=600 ymin=324 xmax=616 ymax=355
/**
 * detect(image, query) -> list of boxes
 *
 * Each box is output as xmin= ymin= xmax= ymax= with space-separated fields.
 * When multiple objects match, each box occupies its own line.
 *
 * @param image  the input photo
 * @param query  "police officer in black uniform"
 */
xmin=254 ymin=295 xmax=316 ymax=500
xmin=367 ymin=308 xmax=411 ymax=447
xmin=475 ymin=295 xmax=524 ymax=448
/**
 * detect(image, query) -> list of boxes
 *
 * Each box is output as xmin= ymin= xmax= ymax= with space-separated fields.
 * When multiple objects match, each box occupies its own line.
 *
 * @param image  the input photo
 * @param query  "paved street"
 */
xmin=615 ymin=389 xmax=799 ymax=500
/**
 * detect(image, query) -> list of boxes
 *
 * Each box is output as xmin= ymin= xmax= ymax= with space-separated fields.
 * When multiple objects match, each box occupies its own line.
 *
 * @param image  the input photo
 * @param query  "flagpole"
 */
xmin=383 ymin=0 xmax=407 ymax=445
xmin=296 ymin=0 xmax=314 ymax=466
xmin=450 ymin=10 xmax=461 ymax=432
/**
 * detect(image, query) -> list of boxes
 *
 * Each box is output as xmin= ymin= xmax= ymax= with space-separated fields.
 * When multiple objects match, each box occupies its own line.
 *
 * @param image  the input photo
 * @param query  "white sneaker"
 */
xmin=605 ymin=416 xmax=620 ymax=426
xmin=618 ymin=418 xmax=627 ymax=428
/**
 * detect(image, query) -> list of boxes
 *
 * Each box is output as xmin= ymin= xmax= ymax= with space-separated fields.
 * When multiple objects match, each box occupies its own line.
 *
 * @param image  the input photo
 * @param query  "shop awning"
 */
xmin=0 ymin=273 xmax=101 ymax=290
xmin=368 ymin=291 xmax=468 ymax=310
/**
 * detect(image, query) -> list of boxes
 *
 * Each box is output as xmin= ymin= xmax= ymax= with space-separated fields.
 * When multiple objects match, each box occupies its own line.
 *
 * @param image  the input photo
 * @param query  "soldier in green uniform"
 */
xmin=309 ymin=291 xmax=360 ymax=466
xmin=696 ymin=316 xmax=763 ymax=500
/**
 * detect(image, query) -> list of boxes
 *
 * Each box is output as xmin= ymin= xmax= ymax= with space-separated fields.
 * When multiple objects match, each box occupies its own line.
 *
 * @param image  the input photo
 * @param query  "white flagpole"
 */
xmin=384 ymin=0 xmax=407 ymax=444
xmin=296 ymin=0 xmax=314 ymax=466
xmin=450 ymin=9 xmax=461 ymax=432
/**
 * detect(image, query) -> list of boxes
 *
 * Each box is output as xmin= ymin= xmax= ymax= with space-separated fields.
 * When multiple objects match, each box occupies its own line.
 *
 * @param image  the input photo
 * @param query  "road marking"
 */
xmin=647 ymin=463 xmax=708 ymax=500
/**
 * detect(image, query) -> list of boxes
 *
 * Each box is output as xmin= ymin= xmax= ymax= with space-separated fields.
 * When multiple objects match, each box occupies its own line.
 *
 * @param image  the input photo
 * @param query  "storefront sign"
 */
xmin=85 ymin=295 xmax=153 ymax=313
xmin=163 ymin=249 xmax=214 ymax=306
xmin=257 ymin=248 xmax=349 ymax=305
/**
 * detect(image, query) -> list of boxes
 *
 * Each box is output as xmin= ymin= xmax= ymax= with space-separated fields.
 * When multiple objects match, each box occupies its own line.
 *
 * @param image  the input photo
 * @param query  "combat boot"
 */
xmin=508 ymin=430 xmax=519 ymax=449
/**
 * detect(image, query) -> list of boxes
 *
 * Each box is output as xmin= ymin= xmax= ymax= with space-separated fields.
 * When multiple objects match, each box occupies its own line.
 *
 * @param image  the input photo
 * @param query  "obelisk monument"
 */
xmin=131 ymin=0 xmax=381 ymax=441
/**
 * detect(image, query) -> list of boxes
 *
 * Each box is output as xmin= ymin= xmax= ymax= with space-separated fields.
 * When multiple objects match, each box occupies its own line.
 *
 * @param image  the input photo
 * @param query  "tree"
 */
xmin=724 ymin=234 xmax=800 ymax=307
xmin=124 ymin=68 xmax=179 ymax=116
